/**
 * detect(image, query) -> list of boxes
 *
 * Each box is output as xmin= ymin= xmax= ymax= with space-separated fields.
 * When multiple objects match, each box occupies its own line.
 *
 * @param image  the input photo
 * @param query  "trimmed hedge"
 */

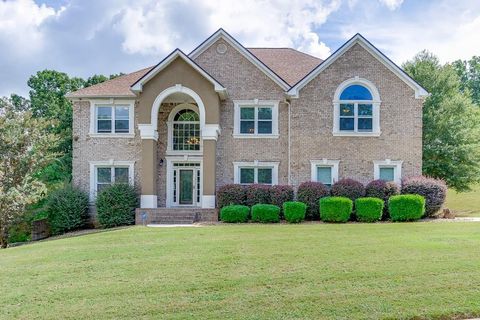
xmin=297 ymin=181 xmax=330 ymax=220
xmin=251 ymin=204 xmax=280 ymax=223
xmin=47 ymin=187 xmax=89 ymax=235
xmin=283 ymin=201 xmax=307 ymax=223
xmin=220 ymin=205 xmax=250 ymax=223
xmin=331 ymin=178 xmax=365 ymax=201
xmin=270 ymin=185 xmax=294 ymax=216
xmin=401 ymin=176 xmax=447 ymax=217
xmin=365 ymin=180 xmax=400 ymax=219
xmin=96 ymin=184 xmax=138 ymax=228
xmin=355 ymin=197 xmax=384 ymax=222
xmin=217 ymin=184 xmax=246 ymax=208
xmin=388 ymin=194 xmax=425 ymax=222
xmin=319 ymin=197 xmax=353 ymax=223
xmin=244 ymin=184 xmax=272 ymax=207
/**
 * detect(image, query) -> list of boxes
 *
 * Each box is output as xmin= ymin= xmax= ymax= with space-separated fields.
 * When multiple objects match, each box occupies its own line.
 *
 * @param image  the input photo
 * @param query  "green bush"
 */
xmin=96 ymin=184 xmax=138 ymax=228
xmin=355 ymin=197 xmax=384 ymax=222
xmin=251 ymin=204 xmax=280 ymax=223
xmin=388 ymin=194 xmax=425 ymax=222
xmin=319 ymin=197 xmax=353 ymax=223
xmin=283 ymin=202 xmax=307 ymax=223
xmin=47 ymin=187 xmax=89 ymax=235
xmin=220 ymin=205 xmax=250 ymax=223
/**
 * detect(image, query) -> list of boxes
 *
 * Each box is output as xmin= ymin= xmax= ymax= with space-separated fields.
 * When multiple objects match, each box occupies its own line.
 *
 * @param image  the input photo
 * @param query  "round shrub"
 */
xmin=283 ymin=201 xmax=306 ymax=223
xmin=96 ymin=184 xmax=138 ymax=228
xmin=244 ymin=184 xmax=272 ymax=207
xmin=365 ymin=180 xmax=400 ymax=219
xmin=331 ymin=178 xmax=365 ymax=201
xmin=297 ymin=181 xmax=329 ymax=220
xmin=220 ymin=205 xmax=250 ymax=223
xmin=401 ymin=176 xmax=447 ymax=217
xmin=319 ymin=197 xmax=353 ymax=223
xmin=388 ymin=194 xmax=425 ymax=222
xmin=270 ymin=185 xmax=294 ymax=217
xmin=251 ymin=204 xmax=280 ymax=223
xmin=355 ymin=197 xmax=384 ymax=222
xmin=217 ymin=184 xmax=246 ymax=208
xmin=47 ymin=187 xmax=89 ymax=235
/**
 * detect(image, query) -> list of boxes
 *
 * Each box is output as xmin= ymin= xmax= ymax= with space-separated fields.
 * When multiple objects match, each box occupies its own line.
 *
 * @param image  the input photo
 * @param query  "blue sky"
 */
xmin=1 ymin=0 xmax=479 ymax=97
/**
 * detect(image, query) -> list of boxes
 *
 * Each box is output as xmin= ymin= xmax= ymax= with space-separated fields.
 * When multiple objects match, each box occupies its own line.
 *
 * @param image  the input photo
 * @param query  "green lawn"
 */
xmin=446 ymin=184 xmax=480 ymax=217
xmin=2 ymin=224 xmax=480 ymax=319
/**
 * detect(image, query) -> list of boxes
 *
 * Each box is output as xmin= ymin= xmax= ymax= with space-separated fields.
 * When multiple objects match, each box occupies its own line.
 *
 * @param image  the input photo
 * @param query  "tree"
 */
xmin=0 ymin=100 xmax=59 ymax=248
xmin=403 ymin=51 xmax=480 ymax=191
xmin=84 ymin=73 xmax=124 ymax=87
xmin=452 ymin=56 xmax=480 ymax=106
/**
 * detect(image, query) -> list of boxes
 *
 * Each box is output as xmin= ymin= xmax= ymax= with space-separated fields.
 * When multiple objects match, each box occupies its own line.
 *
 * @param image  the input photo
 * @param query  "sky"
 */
xmin=0 ymin=0 xmax=479 ymax=97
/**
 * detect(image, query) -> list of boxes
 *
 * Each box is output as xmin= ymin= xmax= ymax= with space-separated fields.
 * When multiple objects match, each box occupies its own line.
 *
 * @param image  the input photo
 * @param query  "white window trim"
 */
xmin=310 ymin=159 xmax=340 ymax=185
xmin=332 ymin=77 xmax=381 ymax=137
xmin=233 ymin=100 xmax=279 ymax=138
xmin=89 ymin=99 xmax=135 ymax=138
xmin=166 ymin=103 xmax=203 ymax=155
xmin=233 ymin=161 xmax=279 ymax=185
xmin=373 ymin=159 xmax=403 ymax=184
xmin=89 ymin=160 xmax=135 ymax=201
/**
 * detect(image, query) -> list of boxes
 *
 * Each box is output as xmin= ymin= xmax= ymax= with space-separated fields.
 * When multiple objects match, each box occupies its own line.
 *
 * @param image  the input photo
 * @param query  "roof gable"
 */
xmin=189 ymin=29 xmax=290 ymax=90
xmin=287 ymin=34 xmax=428 ymax=99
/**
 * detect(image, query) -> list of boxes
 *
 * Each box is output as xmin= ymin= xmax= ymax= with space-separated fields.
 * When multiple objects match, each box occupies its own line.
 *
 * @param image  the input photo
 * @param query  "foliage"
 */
xmin=244 ymin=184 xmax=272 ymax=207
xmin=319 ymin=197 xmax=353 ymax=223
xmin=283 ymin=201 xmax=307 ymax=223
xmin=389 ymin=194 xmax=425 ymax=222
xmin=452 ymin=56 xmax=480 ymax=106
xmin=217 ymin=184 xmax=246 ymax=208
xmin=404 ymin=51 xmax=480 ymax=191
xmin=355 ymin=197 xmax=384 ymax=222
xmin=331 ymin=178 xmax=365 ymax=201
xmin=402 ymin=176 xmax=447 ymax=217
xmin=270 ymin=185 xmax=294 ymax=216
xmin=251 ymin=204 xmax=280 ymax=223
xmin=365 ymin=179 xmax=400 ymax=219
xmin=220 ymin=205 xmax=250 ymax=223
xmin=47 ymin=187 xmax=89 ymax=235
xmin=0 ymin=101 xmax=59 ymax=247
xmin=297 ymin=181 xmax=330 ymax=220
xmin=96 ymin=184 xmax=138 ymax=228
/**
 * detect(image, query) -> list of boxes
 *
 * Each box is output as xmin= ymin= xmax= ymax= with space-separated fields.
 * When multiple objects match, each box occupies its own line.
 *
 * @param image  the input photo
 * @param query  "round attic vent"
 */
xmin=216 ymin=43 xmax=227 ymax=54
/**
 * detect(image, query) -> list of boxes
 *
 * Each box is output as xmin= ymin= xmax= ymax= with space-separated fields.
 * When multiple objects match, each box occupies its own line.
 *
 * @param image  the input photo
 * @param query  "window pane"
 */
xmin=317 ymin=166 xmax=332 ymax=186
xmin=97 ymin=168 xmax=111 ymax=183
xmin=258 ymin=121 xmax=272 ymax=134
xmin=97 ymin=120 xmax=112 ymax=133
xmin=340 ymin=118 xmax=354 ymax=131
xmin=115 ymin=106 xmax=129 ymax=119
xmin=257 ymin=168 xmax=272 ymax=184
xmin=358 ymin=104 xmax=372 ymax=116
xmin=97 ymin=107 xmax=112 ymax=119
xmin=339 ymin=85 xmax=373 ymax=100
xmin=340 ymin=104 xmax=354 ymax=116
xmin=380 ymin=167 xmax=395 ymax=182
xmin=358 ymin=118 xmax=373 ymax=131
xmin=115 ymin=120 xmax=129 ymax=133
xmin=258 ymin=107 xmax=272 ymax=120
xmin=173 ymin=123 xmax=200 ymax=150
xmin=240 ymin=120 xmax=255 ymax=134
xmin=174 ymin=109 xmax=199 ymax=121
xmin=97 ymin=184 xmax=109 ymax=193
xmin=240 ymin=107 xmax=254 ymax=119
xmin=114 ymin=167 xmax=129 ymax=184
xmin=240 ymin=168 xmax=254 ymax=184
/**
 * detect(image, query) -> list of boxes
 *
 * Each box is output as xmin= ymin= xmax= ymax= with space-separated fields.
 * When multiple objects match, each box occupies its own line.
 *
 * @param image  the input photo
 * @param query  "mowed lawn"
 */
xmin=2 ymin=224 xmax=480 ymax=320
xmin=446 ymin=184 xmax=480 ymax=217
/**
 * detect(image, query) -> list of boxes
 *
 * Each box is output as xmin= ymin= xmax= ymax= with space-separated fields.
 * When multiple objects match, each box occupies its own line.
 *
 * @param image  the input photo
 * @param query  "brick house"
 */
xmin=67 ymin=29 xmax=427 ymax=221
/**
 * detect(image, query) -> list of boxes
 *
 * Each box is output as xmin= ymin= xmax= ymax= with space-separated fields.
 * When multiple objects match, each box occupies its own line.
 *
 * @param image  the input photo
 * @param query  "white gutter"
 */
xmin=284 ymin=99 xmax=292 ymax=185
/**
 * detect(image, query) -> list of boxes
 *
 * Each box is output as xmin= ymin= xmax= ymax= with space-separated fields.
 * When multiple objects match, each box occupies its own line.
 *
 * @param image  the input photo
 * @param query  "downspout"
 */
xmin=284 ymin=99 xmax=292 ymax=185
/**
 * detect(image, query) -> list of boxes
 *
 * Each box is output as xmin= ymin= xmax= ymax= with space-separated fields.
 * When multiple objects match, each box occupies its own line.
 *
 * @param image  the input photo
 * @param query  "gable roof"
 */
xmin=189 ymin=28 xmax=291 ymax=90
xmin=131 ymin=49 xmax=227 ymax=99
xmin=247 ymin=48 xmax=322 ymax=86
xmin=287 ymin=33 xmax=429 ymax=99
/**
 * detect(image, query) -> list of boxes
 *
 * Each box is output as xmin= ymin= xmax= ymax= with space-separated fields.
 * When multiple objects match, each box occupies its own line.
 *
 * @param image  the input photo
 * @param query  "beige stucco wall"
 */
xmin=289 ymin=43 xmax=423 ymax=185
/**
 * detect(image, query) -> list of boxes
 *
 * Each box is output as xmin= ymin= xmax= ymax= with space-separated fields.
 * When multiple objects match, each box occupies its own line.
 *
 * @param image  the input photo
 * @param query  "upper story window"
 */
xmin=167 ymin=104 xmax=201 ymax=154
xmin=333 ymin=78 xmax=381 ymax=137
xmin=233 ymin=100 xmax=279 ymax=138
xmin=89 ymin=100 xmax=134 ymax=138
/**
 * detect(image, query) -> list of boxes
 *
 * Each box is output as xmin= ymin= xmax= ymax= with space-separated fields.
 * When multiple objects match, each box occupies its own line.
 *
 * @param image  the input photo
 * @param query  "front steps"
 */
xmin=135 ymin=208 xmax=218 ymax=225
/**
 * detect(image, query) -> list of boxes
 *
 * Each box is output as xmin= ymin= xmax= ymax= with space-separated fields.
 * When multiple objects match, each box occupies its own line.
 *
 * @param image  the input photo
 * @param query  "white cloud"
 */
xmin=378 ymin=0 xmax=404 ymax=10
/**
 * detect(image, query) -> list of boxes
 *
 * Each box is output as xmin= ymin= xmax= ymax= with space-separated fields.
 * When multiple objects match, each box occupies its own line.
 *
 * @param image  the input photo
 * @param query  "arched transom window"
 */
xmin=333 ymin=78 xmax=381 ymax=136
xmin=172 ymin=109 xmax=200 ymax=151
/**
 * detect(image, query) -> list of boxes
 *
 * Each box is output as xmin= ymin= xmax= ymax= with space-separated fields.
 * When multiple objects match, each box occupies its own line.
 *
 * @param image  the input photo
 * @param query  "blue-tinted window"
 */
xmin=340 ymin=85 xmax=372 ymax=100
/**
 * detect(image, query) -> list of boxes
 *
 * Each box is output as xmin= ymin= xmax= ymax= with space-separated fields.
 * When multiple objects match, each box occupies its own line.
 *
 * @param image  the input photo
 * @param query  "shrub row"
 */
xmin=221 ymin=201 xmax=307 ymax=224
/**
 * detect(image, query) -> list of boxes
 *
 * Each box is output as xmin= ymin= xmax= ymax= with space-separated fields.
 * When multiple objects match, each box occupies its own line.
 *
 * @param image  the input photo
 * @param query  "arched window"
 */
xmin=172 ymin=109 xmax=200 ymax=151
xmin=333 ymin=78 xmax=381 ymax=136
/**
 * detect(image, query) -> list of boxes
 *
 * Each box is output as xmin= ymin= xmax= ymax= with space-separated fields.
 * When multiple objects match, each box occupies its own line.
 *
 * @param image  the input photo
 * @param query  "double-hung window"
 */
xmin=234 ymin=100 xmax=279 ymax=138
xmin=234 ymin=162 xmax=279 ymax=185
xmin=89 ymin=161 xmax=134 ymax=199
xmin=373 ymin=160 xmax=402 ymax=184
xmin=90 ymin=101 xmax=134 ymax=137
xmin=310 ymin=160 xmax=339 ymax=187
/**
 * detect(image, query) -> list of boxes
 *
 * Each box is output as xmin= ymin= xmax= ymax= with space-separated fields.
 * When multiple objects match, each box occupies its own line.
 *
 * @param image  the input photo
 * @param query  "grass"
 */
xmin=1 ymin=223 xmax=480 ymax=319
xmin=445 ymin=184 xmax=480 ymax=217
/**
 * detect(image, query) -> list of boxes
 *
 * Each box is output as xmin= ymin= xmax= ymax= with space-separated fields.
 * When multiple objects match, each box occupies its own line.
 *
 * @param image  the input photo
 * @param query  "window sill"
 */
xmin=332 ymin=131 xmax=381 ymax=137
xmin=165 ymin=150 xmax=203 ymax=156
xmin=88 ymin=133 xmax=135 ymax=138
xmin=232 ymin=133 xmax=279 ymax=139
